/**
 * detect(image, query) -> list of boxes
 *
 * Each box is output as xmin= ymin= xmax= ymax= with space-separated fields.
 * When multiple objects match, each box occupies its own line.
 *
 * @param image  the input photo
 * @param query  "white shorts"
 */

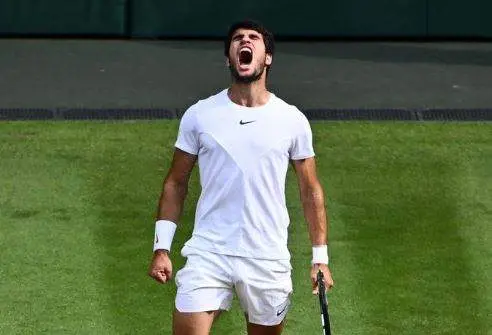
xmin=175 ymin=246 xmax=293 ymax=326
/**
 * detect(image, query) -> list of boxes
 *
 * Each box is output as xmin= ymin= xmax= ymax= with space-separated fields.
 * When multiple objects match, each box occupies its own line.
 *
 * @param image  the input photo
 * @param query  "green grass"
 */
xmin=0 ymin=121 xmax=490 ymax=334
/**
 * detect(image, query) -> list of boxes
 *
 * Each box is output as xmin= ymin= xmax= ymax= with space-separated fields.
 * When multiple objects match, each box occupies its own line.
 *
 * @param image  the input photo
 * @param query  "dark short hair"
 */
xmin=224 ymin=20 xmax=275 ymax=57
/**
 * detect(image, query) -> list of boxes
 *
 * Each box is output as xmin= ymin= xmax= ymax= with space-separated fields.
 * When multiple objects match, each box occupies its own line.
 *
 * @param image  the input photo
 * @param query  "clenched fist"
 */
xmin=311 ymin=263 xmax=334 ymax=294
xmin=148 ymin=250 xmax=173 ymax=284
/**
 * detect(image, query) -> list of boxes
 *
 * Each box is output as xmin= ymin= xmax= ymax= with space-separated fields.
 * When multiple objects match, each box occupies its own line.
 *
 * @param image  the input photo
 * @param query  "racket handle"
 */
xmin=317 ymin=270 xmax=331 ymax=335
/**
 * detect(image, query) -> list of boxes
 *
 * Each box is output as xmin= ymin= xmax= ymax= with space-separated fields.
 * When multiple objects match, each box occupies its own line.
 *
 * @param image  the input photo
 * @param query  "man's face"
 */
xmin=227 ymin=28 xmax=272 ymax=84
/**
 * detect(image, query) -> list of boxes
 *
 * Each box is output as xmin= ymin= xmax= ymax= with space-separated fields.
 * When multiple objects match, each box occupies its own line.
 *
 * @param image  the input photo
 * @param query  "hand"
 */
xmin=148 ymin=250 xmax=173 ymax=284
xmin=311 ymin=263 xmax=334 ymax=295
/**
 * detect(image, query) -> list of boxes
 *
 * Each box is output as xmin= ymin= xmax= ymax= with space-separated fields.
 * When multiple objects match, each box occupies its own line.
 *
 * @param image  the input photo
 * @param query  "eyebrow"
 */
xmin=232 ymin=32 xmax=262 ymax=40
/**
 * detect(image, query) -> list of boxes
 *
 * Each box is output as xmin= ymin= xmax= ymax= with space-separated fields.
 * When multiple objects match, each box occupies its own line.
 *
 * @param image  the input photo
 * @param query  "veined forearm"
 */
xmin=301 ymin=182 xmax=328 ymax=246
xmin=157 ymin=179 xmax=188 ymax=223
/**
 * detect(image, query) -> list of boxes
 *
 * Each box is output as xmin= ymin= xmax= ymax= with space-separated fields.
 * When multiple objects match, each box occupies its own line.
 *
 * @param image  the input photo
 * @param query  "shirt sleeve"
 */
xmin=175 ymin=107 xmax=199 ymax=155
xmin=289 ymin=111 xmax=315 ymax=160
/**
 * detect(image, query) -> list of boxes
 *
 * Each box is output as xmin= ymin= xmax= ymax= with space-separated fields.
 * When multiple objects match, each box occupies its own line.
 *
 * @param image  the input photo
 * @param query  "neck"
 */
xmin=228 ymin=79 xmax=270 ymax=108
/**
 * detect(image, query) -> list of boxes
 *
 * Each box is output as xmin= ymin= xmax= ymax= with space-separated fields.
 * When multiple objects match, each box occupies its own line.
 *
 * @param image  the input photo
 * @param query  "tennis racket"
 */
xmin=317 ymin=270 xmax=332 ymax=335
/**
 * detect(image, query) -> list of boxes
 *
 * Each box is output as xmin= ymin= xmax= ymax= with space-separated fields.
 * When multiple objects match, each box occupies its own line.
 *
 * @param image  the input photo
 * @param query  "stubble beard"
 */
xmin=229 ymin=61 xmax=266 ymax=84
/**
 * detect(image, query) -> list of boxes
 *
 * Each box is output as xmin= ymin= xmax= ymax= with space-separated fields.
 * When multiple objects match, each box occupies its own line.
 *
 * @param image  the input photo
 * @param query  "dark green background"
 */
xmin=0 ymin=0 xmax=126 ymax=35
xmin=428 ymin=0 xmax=492 ymax=37
xmin=130 ymin=0 xmax=427 ymax=37
xmin=0 ymin=0 xmax=491 ymax=37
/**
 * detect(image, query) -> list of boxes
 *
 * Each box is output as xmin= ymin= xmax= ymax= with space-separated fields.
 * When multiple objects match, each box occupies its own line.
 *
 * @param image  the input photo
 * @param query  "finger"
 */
xmin=324 ymin=276 xmax=334 ymax=290
xmin=153 ymin=271 xmax=167 ymax=284
xmin=164 ymin=268 xmax=173 ymax=281
xmin=311 ymin=276 xmax=319 ymax=295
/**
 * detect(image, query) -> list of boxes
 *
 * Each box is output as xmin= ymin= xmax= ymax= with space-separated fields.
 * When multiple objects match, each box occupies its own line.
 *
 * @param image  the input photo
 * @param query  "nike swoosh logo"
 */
xmin=239 ymin=120 xmax=256 ymax=125
xmin=276 ymin=305 xmax=287 ymax=316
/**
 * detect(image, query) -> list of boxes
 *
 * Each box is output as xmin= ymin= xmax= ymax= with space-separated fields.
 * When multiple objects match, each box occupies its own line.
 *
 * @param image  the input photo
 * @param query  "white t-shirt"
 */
xmin=175 ymin=89 xmax=315 ymax=260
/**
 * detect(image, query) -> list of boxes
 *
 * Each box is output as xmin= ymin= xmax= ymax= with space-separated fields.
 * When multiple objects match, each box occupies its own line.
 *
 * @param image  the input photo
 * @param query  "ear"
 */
xmin=266 ymin=54 xmax=272 ymax=66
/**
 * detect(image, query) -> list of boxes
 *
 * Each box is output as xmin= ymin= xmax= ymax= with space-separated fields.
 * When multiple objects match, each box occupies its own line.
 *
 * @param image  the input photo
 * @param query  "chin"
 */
xmin=236 ymin=74 xmax=261 ymax=84
xmin=230 ymin=65 xmax=264 ymax=84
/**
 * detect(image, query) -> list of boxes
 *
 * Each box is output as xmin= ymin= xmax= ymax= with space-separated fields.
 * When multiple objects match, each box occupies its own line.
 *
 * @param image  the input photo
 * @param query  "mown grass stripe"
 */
xmin=1 ymin=121 xmax=490 ymax=334
xmin=311 ymin=122 xmax=490 ymax=334
xmin=0 ymin=123 xmax=114 ymax=334
xmin=456 ymin=139 xmax=492 ymax=332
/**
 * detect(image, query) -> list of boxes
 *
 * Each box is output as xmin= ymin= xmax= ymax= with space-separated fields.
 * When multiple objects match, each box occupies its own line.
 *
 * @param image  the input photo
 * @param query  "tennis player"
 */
xmin=148 ymin=20 xmax=334 ymax=335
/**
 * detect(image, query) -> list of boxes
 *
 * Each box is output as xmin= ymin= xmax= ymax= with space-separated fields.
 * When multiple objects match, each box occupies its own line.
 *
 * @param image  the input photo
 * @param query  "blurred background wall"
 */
xmin=0 ymin=0 xmax=491 ymax=38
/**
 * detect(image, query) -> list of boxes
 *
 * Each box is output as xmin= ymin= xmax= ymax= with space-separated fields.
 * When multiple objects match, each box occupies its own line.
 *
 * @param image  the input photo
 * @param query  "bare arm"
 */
xmin=292 ymin=157 xmax=328 ymax=246
xmin=148 ymin=148 xmax=197 ymax=284
xmin=156 ymin=148 xmax=197 ymax=222
xmin=292 ymin=157 xmax=334 ymax=291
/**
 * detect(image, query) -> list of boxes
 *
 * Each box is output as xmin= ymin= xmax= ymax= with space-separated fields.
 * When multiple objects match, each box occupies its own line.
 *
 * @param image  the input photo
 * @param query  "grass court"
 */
xmin=1 ymin=121 xmax=491 ymax=334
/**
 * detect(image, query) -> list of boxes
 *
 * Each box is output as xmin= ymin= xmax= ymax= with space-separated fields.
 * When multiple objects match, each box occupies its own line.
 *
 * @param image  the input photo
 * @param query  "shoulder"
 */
xmin=270 ymin=93 xmax=309 ymax=125
xmin=186 ymin=89 xmax=228 ymax=114
xmin=180 ymin=89 xmax=228 ymax=126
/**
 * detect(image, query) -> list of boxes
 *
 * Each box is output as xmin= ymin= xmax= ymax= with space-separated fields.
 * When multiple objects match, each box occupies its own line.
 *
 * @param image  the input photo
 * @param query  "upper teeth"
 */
xmin=240 ymin=47 xmax=252 ymax=53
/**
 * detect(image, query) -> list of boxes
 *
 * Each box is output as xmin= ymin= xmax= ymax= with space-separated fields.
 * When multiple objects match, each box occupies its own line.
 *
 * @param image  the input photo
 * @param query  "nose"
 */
xmin=240 ymin=36 xmax=251 ymax=44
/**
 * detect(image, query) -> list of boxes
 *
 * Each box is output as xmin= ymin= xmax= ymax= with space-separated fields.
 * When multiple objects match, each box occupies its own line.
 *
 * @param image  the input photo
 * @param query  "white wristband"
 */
xmin=153 ymin=220 xmax=177 ymax=252
xmin=312 ymin=245 xmax=329 ymax=265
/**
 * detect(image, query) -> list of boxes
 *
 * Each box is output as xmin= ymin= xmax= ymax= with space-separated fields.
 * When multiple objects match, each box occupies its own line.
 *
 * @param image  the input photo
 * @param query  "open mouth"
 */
xmin=239 ymin=48 xmax=253 ymax=65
